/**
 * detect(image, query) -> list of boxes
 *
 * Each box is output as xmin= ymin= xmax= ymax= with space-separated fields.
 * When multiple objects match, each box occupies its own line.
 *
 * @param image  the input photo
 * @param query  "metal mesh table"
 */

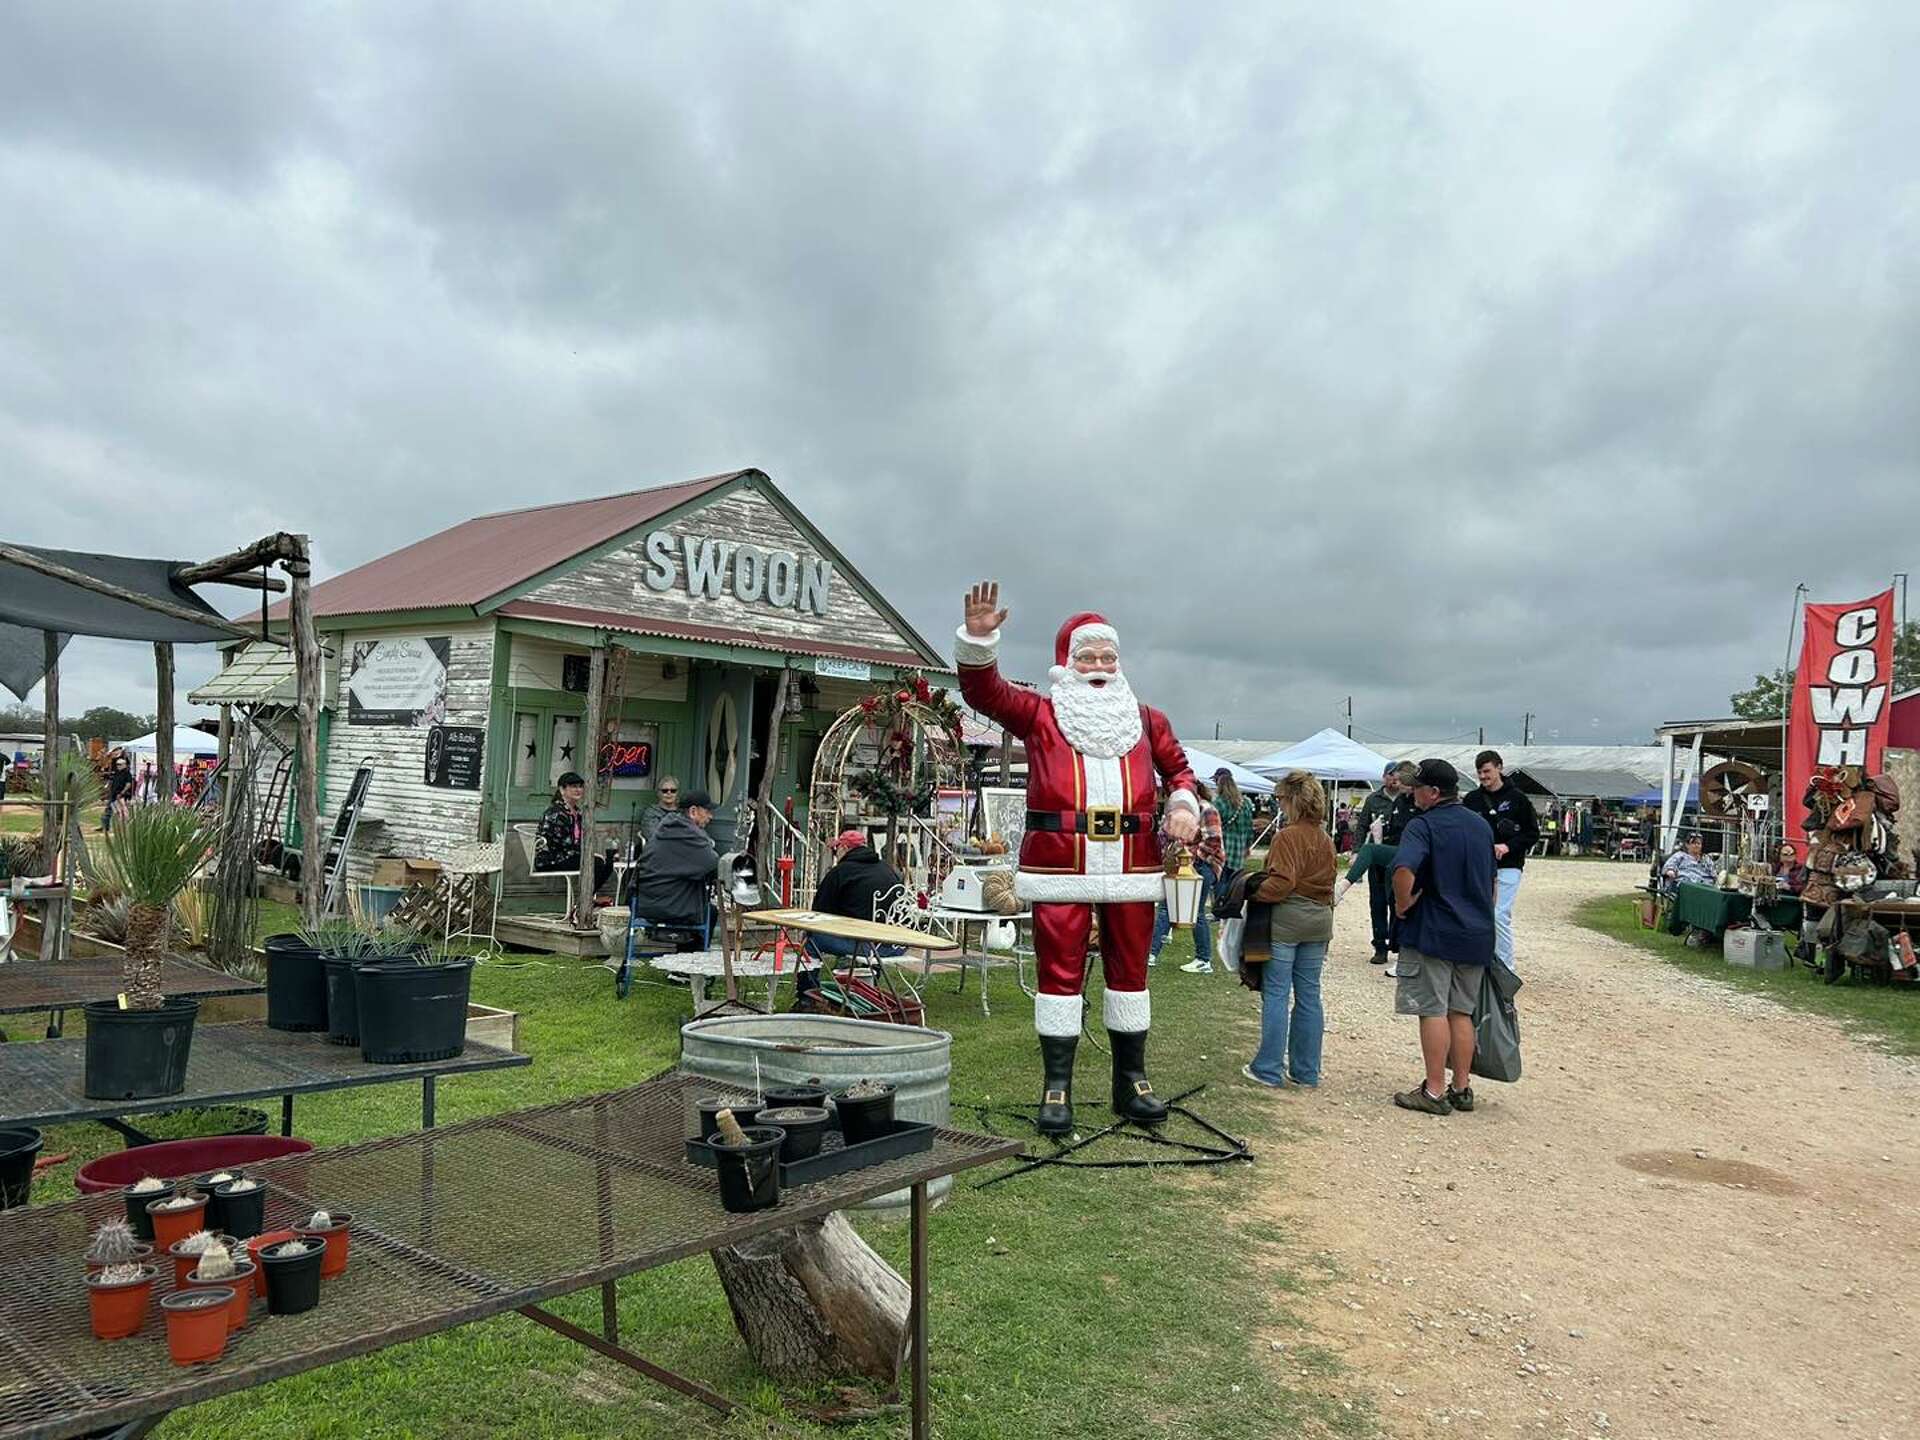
xmin=0 ymin=955 xmax=263 ymax=1019
xmin=0 ymin=1073 xmax=1021 ymax=1440
xmin=0 ymin=1021 xmax=529 ymax=1134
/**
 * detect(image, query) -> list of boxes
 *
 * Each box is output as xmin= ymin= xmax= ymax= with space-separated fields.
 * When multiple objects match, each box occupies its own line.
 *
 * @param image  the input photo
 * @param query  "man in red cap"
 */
xmin=957 ymin=580 xmax=1198 ymax=1134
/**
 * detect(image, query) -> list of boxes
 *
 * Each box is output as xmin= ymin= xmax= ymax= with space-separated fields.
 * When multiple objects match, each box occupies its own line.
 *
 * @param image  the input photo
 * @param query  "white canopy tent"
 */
xmin=115 ymin=726 xmax=221 ymax=757
xmin=1181 ymin=743 xmax=1274 ymax=795
xmin=1250 ymin=728 xmax=1392 ymax=782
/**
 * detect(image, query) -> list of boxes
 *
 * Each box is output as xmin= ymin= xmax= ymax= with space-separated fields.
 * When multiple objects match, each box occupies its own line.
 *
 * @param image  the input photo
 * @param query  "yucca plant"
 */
xmin=98 ymin=805 xmax=219 ymax=1010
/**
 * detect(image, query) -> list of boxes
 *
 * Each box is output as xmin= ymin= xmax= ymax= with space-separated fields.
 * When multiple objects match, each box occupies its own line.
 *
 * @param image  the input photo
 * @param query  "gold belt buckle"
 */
xmin=1086 ymin=806 xmax=1123 ymax=842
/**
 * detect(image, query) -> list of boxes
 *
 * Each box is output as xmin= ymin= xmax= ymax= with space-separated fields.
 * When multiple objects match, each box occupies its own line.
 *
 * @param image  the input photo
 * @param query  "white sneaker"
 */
xmin=1179 ymin=959 xmax=1214 ymax=974
xmin=1146 ymin=954 xmax=1158 ymax=968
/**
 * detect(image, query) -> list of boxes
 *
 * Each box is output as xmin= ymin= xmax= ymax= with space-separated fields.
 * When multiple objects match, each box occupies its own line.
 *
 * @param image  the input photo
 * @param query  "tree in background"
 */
xmin=1729 ymin=619 xmax=1920 ymax=720
xmin=0 ymin=705 xmax=156 ymax=742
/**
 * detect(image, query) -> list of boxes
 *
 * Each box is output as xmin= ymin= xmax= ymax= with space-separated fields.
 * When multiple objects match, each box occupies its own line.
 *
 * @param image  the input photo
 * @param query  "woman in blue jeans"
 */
xmin=1243 ymin=770 xmax=1336 ymax=1088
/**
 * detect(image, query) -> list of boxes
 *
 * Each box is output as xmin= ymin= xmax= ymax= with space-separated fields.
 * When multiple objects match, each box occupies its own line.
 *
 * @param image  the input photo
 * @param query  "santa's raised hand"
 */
xmin=963 ymin=580 xmax=1008 ymax=638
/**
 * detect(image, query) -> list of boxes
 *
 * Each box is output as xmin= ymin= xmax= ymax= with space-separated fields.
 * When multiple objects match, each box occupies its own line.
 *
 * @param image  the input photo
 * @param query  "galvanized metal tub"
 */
xmin=678 ymin=1014 xmax=954 ymax=1212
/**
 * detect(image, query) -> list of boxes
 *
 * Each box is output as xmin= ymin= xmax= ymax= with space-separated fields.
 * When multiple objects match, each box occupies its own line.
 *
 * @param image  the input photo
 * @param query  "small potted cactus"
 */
xmin=161 ymin=1287 xmax=233 ymax=1365
xmin=208 ymin=1175 xmax=266 ymax=1239
xmin=84 ymin=1219 xmax=153 ymax=1275
xmin=831 ymin=1078 xmax=898 ymax=1146
xmin=706 ymin=1108 xmax=785 ymax=1214
xmin=146 ymin=1190 xmax=208 ymax=1251
xmin=122 ymin=1175 xmax=170 ymax=1239
xmin=182 ymin=1241 xmax=256 ymax=1332
xmin=293 ymin=1208 xmax=353 ymax=1278
xmin=167 ymin=1228 xmax=231 ymax=1288
xmin=259 ymin=1236 xmax=325 ymax=1315
xmin=86 ymin=1262 xmax=158 ymax=1340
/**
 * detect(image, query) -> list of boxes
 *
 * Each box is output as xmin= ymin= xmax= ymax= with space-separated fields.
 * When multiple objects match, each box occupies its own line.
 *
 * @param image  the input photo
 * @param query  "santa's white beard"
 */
xmin=1048 ymin=664 xmax=1144 ymax=758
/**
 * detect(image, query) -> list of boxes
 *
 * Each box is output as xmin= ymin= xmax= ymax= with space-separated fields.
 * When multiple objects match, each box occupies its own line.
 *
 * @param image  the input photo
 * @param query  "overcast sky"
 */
xmin=5 ymin=1 xmax=1916 ymax=748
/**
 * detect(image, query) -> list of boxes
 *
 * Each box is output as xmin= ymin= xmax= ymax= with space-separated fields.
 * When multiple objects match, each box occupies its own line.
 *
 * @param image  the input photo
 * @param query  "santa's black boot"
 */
xmin=1109 ymin=1029 xmax=1169 ymax=1125
xmin=1036 ymin=1034 xmax=1078 ymax=1137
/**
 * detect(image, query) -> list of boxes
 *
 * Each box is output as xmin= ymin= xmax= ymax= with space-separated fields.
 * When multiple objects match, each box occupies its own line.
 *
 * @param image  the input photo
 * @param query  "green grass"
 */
xmin=1573 ymin=893 xmax=1920 ymax=1056
xmin=21 ymin=919 xmax=1372 ymax=1439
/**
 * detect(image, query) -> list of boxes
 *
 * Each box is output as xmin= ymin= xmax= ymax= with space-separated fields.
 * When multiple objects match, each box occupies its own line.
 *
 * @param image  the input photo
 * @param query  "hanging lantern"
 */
xmin=1163 ymin=848 xmax=1203 ymax=929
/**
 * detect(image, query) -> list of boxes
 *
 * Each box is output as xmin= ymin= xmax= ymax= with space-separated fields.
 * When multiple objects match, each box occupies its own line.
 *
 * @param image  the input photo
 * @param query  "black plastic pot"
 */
xmin=695 ymin=1096 xmax=749 ymax=1141
xmin=751 ymin=1106 xmax=831 ymax=1162
xmin=264 ymin=934 xmax=328 ymax=1032
xmin=209 ymin=1180 xmax=267 ymax=1239
xmin=260 ymin=1236 xmax=325 ymax=1315
xmin=762 ymin=1084 xmax=829 ymax=1110
xmin=122 ymin=1181 xmax=170 ymax=1240
xmin=355 ymin=957 xmax=473 ymax=1064
xmin=710 ymin=1126 xmax=785 ymax=1214
xmin=0 ymin=1127 xmax=43 ymax=1210
xmin=82 ymin=999 xmax=200 ymax=1101
xmin=322 ymin=955 xmax=363 ymax=1046
xmin=832 ymin=1084 xmax=897 ymax=1146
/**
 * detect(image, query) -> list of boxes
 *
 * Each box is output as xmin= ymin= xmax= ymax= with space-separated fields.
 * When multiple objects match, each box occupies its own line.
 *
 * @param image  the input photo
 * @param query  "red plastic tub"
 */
xmin=75 ymin=1137 xmax=313 ymax=1194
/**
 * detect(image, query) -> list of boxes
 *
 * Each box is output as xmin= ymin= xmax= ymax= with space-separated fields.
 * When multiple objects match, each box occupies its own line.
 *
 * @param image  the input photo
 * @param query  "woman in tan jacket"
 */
xmin=1243 ymin=769 xmax=1336 ymax=1088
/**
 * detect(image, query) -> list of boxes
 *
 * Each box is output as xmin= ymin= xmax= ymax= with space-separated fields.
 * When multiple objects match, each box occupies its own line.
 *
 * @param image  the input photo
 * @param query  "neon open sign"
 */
xmin=601 ymin=739 xmax=653 ymax=779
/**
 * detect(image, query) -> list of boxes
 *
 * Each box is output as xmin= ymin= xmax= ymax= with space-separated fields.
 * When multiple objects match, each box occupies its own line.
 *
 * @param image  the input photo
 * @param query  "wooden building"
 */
xmin=220 ymin=469 xmax=951 ymax=891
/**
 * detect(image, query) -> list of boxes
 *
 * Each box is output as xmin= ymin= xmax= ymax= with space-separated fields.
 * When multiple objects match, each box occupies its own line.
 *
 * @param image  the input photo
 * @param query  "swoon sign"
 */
xmin=635 ymin=530 xmax=835 ymax=616
xmin=1786 ymin=588 xmax=1895 ymax=836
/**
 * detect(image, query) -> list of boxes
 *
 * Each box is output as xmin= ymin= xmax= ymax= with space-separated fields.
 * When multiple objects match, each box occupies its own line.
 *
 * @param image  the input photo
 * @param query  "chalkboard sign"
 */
xmin=424 ymin=725 xmax=485 ymax=790
xmin=561 ymin=655 xmax=591 ymax=693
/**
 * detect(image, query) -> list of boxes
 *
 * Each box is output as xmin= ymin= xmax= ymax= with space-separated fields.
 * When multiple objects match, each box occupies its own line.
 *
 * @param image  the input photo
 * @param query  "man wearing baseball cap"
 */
xmin=1390 ymin=759 xmax=1497 ymax=1115
xmin=808 ymin=829 xmax=905 ymax=956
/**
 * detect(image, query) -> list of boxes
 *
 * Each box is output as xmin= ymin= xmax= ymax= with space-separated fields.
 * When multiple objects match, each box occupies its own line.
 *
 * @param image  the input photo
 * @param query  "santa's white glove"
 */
xmin=1332 ymin=877 xmax=1352 ymax=907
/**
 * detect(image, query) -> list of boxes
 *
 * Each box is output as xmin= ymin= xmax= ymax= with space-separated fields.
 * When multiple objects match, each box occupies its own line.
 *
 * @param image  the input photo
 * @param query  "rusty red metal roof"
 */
xmin=269 ymin=471 xmax=745 ymax=620
xmin=496 ymin=599 xmax=952 ymax=672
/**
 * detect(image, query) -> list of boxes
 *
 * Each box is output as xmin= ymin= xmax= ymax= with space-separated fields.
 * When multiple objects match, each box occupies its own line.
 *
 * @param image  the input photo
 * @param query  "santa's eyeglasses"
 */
xmin=1073 ymin=648 xmax=1119 ymax=667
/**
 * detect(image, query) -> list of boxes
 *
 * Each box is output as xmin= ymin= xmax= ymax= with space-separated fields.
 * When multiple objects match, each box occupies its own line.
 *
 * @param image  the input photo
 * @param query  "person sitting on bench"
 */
xmin=630 ymin=788 xmax=717 ymax=930
xmin=805 ymin=830 xmax=907 ymax=964
xmin=536 ymin=771 xmax=613 ymax=900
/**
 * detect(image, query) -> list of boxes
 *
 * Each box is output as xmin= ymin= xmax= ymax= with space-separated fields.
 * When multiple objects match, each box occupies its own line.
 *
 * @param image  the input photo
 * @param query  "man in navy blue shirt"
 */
xmin=1390 ymin=759 xmax=1497 ymax=1115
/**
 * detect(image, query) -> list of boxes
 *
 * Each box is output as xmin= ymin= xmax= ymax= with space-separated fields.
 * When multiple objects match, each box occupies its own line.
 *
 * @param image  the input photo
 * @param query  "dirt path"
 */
xmin=1240 ymin=858 xmax=1920 ymax=1439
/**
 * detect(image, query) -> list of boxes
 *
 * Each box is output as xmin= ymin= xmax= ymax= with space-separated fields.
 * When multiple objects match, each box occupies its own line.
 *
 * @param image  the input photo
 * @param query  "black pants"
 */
xmin=1366 ymin=863 xmax=1392 ymax=952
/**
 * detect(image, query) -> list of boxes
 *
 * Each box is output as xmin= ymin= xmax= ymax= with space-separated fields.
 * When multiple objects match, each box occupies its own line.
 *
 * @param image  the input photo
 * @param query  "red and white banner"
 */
xmin=1785 ymin=587 xmax=1896 ymax=838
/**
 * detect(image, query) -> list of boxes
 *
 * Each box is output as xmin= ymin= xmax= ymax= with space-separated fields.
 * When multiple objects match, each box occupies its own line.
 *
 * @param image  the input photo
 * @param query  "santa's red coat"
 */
xmin=957 ymin=638 xmax=1197 ymax=905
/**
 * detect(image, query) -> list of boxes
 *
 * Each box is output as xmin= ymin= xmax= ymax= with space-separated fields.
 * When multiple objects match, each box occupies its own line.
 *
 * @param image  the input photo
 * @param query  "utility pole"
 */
xmin=1214 ymin=720 xmax=1221 ymax=741
xmin=1522 ymin=712 xmax=1534 ymax=747
xmin=1478 ymin=726 xmax=1485 ymax=745
xmin=1346 ymin=696 xmax=1352 ymax=739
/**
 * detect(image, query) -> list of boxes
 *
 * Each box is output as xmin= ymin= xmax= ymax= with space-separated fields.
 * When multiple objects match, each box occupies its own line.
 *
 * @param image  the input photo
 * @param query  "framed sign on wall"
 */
xmin=424 ymin=725 xmax=485 ymax=790
xmin=347 ymin=637 xmax=449 ymax=727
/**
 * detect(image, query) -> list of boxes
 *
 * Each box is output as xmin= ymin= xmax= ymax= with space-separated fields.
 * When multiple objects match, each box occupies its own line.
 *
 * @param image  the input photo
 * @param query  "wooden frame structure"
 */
xmin=0 ymin=533 xmax=327 ymax=928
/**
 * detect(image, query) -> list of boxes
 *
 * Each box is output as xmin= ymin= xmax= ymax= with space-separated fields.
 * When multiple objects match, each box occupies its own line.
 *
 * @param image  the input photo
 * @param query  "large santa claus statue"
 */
xmin=955 ymin=580 xmax=1199 ymax=1134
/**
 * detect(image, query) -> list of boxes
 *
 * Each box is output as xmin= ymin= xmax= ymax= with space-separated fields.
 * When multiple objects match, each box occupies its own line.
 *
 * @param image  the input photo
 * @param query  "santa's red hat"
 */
xmin=1054 ymin=612 xmax=1119 ymax=667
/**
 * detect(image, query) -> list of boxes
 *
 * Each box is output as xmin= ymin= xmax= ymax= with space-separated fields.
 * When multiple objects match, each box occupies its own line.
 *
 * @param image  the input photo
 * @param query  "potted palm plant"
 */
xmin=82 ymin=805 xmax=219 ymax=1101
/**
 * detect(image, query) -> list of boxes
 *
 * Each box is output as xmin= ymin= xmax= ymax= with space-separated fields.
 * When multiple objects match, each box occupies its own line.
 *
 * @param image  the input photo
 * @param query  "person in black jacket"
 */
xmin=1350 ymin=763 xmax=1419 ymax=962
xmin=805 ymin=830 xmax=907 ymax=965
xmin=1462 ymin=750 xmax=1538 ymax=971
xmin=102 ymin=751 xmax=137 ymax=832
xmin=629 ymin=788 xmax=717 ymax=930
xmin=534 ymin=772 xmax=613 ymax=898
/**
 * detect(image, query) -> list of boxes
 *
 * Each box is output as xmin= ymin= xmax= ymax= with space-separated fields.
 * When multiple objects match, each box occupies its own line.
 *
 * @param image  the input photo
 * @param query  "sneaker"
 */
xmin=1179 ymin=959 xmax=1214 ymax=974
xmin=1146 ymin=954 xmax=1158 ymax=968
xmin=1369 ymin=948 xmax=1389 ymax=966
xmin=1393 ymin=1083 xmax=1452 ymax=1115
xmin=1446 ymin=1086 xmax=1475 ymax=1112
xmin=1240 ymin=1063 xmax=1284 ymax=1089
xmin=1381 ymin=957 xmax=1404 ymax=978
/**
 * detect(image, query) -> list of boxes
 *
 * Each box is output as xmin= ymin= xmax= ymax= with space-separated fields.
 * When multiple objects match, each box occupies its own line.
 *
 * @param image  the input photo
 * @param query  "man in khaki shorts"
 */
xmin=1390 ymin=759 xmax=1497 ymax=1115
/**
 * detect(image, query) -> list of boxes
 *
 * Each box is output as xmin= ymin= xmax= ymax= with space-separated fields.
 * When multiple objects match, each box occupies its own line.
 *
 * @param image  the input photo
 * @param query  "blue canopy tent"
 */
xmin=1628 ymin=782 xmax=1697 ymax=808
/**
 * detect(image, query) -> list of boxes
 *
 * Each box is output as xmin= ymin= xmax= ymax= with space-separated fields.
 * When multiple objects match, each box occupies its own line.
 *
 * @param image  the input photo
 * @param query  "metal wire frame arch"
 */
xmin=802 ymin=698 xmax=968 ymax=898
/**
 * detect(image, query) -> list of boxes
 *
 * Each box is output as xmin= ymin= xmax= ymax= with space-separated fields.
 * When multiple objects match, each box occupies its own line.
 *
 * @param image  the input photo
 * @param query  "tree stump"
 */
xmin=710 ymin=1212 xmax=910 ymax=1384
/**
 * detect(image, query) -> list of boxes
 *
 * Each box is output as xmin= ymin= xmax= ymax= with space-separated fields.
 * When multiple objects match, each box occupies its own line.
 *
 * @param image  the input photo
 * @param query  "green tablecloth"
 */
xmin=1670 ymin=882 xmax=1803 ymax=938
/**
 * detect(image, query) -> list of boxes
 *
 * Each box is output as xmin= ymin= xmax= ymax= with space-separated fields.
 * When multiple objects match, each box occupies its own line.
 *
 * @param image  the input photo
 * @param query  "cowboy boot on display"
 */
xmin=1109 ymin=1028 xmax=1169 ymax=1124
xmin=1036 ymin=1033 xmax=1078 ymax=1136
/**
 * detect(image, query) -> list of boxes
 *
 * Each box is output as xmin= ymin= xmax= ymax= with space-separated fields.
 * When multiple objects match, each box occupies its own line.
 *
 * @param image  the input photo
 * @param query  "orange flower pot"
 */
xmin=169 ymin=1233 xmax=230 ymax=1289
xmin=146 ymin=1193 xmax=207 ymax=1252
xmin=294 ymin=1212 xmax=352 ymax=1278
xmin=86 ymin=1264 xmax=157 ymax=1341
xmin=246 ymin=1229 xmax=298 ymax=1298
xmin=183 ymin=1262 xmax=256 ymax=1331
xmin=162 ymin=1288 xmax=232 ymax=1366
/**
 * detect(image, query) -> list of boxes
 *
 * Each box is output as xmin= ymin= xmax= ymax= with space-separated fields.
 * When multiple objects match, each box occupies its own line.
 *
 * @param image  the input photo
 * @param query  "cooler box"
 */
xmin=1725 ymin=927 xmax=1789 ymax=971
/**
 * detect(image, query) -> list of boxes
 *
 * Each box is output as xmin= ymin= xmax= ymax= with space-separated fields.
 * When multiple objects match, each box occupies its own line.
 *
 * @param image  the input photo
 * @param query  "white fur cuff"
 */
xmin=1165 ymin=788 xmax=1199 ymax=814
xmin=1104 ymin=988 xmax=1150 ymax=1033
xmin=1035 ymin=991 xmax=1082 ymax=1037
xmin=954 ymin=624 xmax=1001 ymax=668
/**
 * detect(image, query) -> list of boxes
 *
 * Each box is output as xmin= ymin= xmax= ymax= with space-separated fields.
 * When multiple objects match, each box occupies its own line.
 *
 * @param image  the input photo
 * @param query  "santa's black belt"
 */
xmin=1026 ymin=808 xmax=1154 ymax=841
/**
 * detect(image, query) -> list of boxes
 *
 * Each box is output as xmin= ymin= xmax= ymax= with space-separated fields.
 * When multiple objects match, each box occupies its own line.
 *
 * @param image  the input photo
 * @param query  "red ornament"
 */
xmin=895 ymin=690 xmax=911 ymax=703
xmin=913 ymin=677 xmax=933 ymax=703
xmin=860 ymin=696 xmax=879 ymax=714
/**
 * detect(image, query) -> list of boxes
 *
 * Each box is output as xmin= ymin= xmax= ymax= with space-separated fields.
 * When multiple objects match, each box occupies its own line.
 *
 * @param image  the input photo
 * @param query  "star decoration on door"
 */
xmin=558 ymin=740 xmax=575 ymax=762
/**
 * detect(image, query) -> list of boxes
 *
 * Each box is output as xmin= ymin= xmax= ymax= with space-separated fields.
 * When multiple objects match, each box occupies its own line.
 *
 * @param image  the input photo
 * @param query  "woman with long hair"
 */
xmin=1212 ymin=767 xmax=1255 ymax=876
xmin=1243 ymin=769 xmax=1335 ymax=1088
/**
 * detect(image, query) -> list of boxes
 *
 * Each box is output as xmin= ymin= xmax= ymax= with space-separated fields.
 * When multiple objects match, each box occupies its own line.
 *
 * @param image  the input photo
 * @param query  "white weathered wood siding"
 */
xmin=522 ymin=483 xmax=927 ymax=660
xmin=321 ymin=622 xmax=494 ymax=874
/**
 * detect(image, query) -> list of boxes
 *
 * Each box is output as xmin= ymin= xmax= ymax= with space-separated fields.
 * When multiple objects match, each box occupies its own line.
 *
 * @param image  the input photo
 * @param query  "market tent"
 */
xmin=116 ymin=727 xmax=222 ymax=758
xmin=1511 ymin=767 xmax=1651 ymax=801
xmin=1180 ymin=743 xmax=1274 ymax=795
xmin=1629 ymin=781 xmax=1697 ymax=807
xmin=1250 ymin=728 xmax=1393 ymax=782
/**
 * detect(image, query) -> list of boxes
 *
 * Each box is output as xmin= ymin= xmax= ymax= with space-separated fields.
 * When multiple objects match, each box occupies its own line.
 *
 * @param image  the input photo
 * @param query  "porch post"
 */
xmin=576 ymin=643 xmax=608 ymax=925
